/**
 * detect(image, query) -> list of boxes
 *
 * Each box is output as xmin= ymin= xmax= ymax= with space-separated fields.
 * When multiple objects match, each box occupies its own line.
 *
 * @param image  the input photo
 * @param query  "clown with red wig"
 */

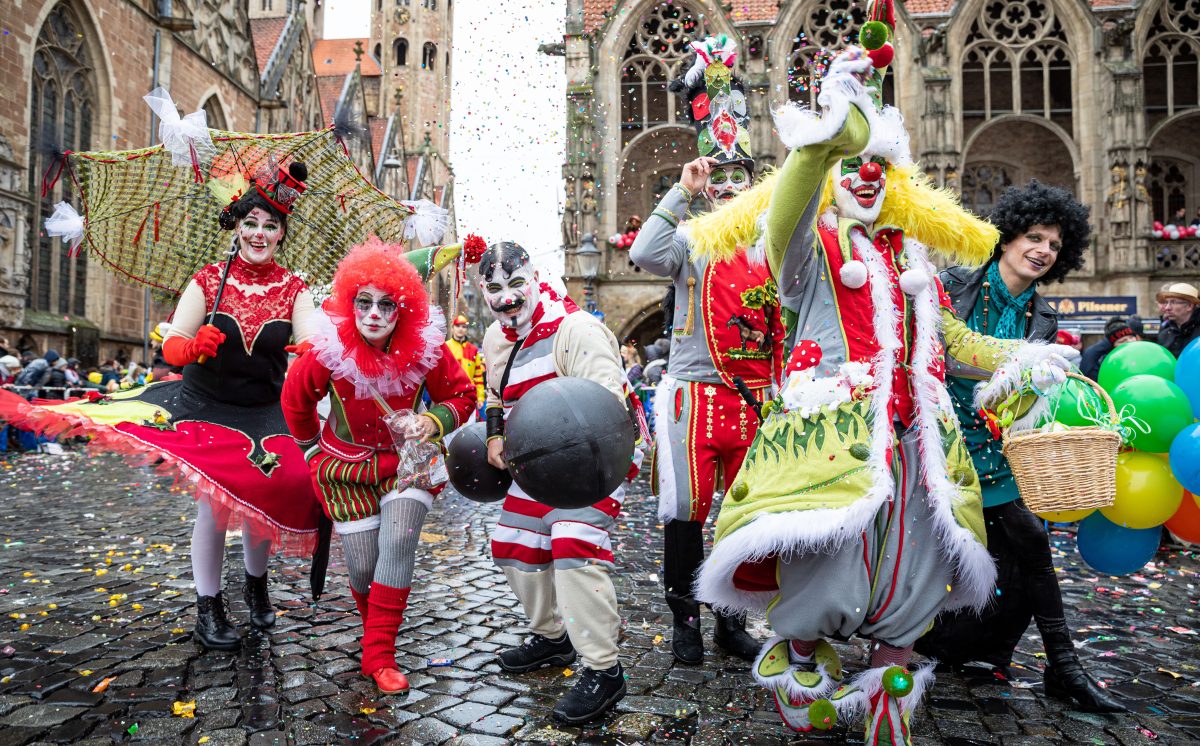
xmin=282 ymin=237 xmax=475 ymax=695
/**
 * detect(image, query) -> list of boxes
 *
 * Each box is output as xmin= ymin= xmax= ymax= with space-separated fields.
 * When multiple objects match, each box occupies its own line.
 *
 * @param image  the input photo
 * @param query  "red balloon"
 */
xmin=1165 ymin=490 xmax=1200 ymax=544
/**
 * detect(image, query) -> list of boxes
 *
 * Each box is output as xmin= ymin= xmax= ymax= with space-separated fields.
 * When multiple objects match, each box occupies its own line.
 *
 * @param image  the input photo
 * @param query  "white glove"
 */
xmin=817 ymin=49 xmax=871 ymax=107
xmin=1029 ymin=349 xmax=1073 ymax=390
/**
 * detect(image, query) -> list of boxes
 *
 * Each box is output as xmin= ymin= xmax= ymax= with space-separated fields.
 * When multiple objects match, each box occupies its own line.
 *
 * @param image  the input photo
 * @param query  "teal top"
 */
xmin=946 ymin=264 xmax=1033 ymax=508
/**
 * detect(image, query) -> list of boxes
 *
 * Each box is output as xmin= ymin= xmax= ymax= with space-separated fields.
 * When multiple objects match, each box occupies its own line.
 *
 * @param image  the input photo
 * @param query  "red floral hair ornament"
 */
xmin=317 ymin=235 xmax=444 ymax=397
xmin=463 ymin=234 xmax=487 ymax=264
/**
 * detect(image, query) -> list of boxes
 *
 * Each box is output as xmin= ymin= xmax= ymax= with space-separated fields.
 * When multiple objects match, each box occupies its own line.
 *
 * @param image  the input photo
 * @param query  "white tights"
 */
xmin=191 ymin=500 xmax=271 ymax=597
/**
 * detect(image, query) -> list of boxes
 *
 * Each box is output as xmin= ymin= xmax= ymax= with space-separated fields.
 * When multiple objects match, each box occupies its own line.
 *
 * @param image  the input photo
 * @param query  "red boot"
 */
xmin=360 ymin=582 xmax=411 ymax=695
xmin=350 ymin=587 xmax=370 ymax=623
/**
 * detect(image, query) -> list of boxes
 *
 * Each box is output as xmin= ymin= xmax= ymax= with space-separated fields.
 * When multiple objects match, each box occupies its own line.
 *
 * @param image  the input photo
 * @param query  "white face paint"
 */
xmin=237 ymin=207 xmax=284 ymax=265
xmin=704 ymin=163 xmax=751 ymax=205
xmin=833 ymin=156 xmax=887 ymax=226
xmin=480 ymin=264 xmax=539 ymax=335
xmin=353 ymin=284 xmax=399 ymax=349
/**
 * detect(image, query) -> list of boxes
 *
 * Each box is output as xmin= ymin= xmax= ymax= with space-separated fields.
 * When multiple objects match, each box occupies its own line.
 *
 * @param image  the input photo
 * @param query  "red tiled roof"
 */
xmin=904 ymin=0 xmax=954 ymax=14
xmin=583 ymin=0 xmax=616 ymax=34
xmin=728 ymin=0 xmax=779 ymax=23
xmin=316 ymin=75 xmax=346 ymax=124
xmin=369 ymin=116 xmax=389 ymax=165
xmin=312 ymin=38 xmax=382 ymax=78
xmin=250 ymin=17 xmax=288 ymax=77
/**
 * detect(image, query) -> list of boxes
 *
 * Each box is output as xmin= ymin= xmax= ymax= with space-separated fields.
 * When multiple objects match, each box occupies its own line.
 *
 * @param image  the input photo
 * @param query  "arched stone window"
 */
xmin=619 ymin=2 xmax=708 ymax=147
xmin=960 ymin=161 xmax=1014 ymax=216
xmin=785 ymin=0 xmax=894 ymax=107
xmin=960 ymin=0 xmax=1072 ymax=139
xmin=202 ymin=95 xmax=227 ymax=131
xmin=1148 ymin=158 xmax=1189 ymax=222
xmin=27 ymin=3 xmax=97 ymax=316
xmin=393 ymin=38 xmax=408 ymax=67
xmin=373 ymin=42 xmax=382 ymax=63
xmin=1143 ymin=0 xmax=1200 ymax=131
xmin=422 ymin=42 xmax=436 ymax=70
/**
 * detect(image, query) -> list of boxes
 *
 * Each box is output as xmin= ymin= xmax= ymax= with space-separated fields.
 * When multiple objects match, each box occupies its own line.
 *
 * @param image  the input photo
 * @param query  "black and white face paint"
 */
xmin=478 ymin=242 xmax=540 ymax=336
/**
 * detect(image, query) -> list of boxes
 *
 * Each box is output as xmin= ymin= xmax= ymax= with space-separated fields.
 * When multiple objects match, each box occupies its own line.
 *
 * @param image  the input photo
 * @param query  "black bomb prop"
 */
xmin=446 ymin=422 xmax=512 ymax=503
xmin=504 ymin=377 xmax=636 ymax=509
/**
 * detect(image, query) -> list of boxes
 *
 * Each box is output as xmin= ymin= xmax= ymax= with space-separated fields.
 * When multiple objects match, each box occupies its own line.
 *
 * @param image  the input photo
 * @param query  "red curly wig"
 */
xmin=324 ymin=235 xmax=431 ymax=378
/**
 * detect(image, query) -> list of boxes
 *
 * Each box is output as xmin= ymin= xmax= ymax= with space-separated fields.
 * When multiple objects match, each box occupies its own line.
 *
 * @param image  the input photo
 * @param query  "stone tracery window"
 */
xmin=960 ymin=161 xmax=1014 ymax=216
xmin=1143 ymin=0 xmax=1200 ymax=131
xmin=960 ymin=0 xmax=1072 ymax=139
xmin=785 ymin=0 xmax=893 ymax=107
xmin=1148 ymin=159 xmax=1191 ymax=224
xmin=28 ymin=3 xmax=96 ymax=316
xmin=202 ymin=95 xmax=227 ymax=130
xmin=619 ymin=1 xmax=708 ymax=147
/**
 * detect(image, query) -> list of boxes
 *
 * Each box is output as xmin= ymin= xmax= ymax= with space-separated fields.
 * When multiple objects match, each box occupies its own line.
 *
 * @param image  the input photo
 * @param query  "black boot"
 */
xmin=194 ymin=592 xmax=240 ymax=650
xmin=713 ymin=610 xmax=760 ymax=661
xmin=664 ymin=520 xmax=704 ymax=665
xmin=552 ymin=663 xmax=626 ymax=724
xmin=498 ymin=632 xmax=576 ymax=673
xmin=242 ymin=571 xmax=276 ymax=629
xmin=1039 ymin=617 xmax=1125 ymax=713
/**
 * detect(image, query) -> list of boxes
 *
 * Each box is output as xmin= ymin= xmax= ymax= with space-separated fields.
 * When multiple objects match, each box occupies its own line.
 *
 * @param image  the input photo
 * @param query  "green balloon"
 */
xmin=1111 ymin=374 xmax=1194 ymax=452
xmin=1052 ymin=377 xmax=1105 ymax=428
xmin=1098 ymin=341 xmax=1178 ymax=393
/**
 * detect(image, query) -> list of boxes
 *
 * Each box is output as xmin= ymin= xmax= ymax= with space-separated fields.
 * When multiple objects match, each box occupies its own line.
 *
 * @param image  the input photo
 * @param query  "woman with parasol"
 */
xmin=1 ymin=161 xmax=327 ymax=649
xmin=282 ymin=236 xmax=478 ymax=694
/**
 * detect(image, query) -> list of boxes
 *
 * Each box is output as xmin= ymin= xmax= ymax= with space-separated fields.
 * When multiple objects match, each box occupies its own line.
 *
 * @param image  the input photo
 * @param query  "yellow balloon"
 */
xmin=87 ymin=372 xmax=102 ymax=384
xmin=1100 ymin=451 xmax=1183 ymax=529
xmin=1036 ymin=507 xmax=1095 ymax=522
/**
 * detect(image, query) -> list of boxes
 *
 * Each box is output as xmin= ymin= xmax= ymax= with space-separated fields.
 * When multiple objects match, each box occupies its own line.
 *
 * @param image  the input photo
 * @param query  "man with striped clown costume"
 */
xmin=478 ymin=241 xmax=640 ymax=724
xmin=630 ymin=35 xmax=785 ymax=666
xmin=693 ymin=2 xmax=1076 ymax=743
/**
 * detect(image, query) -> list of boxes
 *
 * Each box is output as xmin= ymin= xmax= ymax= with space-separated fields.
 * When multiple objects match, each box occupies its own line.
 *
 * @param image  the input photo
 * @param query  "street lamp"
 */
xmin=382 ymin=151 xmax=402 ymax=169
xmin=576 ymin=234 xmax=602 ymax=314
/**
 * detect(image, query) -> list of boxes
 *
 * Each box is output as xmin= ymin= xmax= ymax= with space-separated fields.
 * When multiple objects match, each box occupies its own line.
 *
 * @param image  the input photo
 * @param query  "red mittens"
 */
xmin=162 ymin=324 xmax=226 ymax=366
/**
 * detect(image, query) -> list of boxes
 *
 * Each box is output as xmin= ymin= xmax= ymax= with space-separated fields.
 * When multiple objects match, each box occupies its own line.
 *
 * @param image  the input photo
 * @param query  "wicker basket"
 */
xmin=1002 ymin=372 xmax=1119 ymax=514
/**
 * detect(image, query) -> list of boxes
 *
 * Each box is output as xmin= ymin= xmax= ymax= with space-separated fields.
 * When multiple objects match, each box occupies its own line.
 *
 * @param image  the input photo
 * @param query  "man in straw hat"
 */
xmin=692 ymin=1 xmax=1077 ymax=741
xmin=1156 ymin=281 xmax=1200 ymax=356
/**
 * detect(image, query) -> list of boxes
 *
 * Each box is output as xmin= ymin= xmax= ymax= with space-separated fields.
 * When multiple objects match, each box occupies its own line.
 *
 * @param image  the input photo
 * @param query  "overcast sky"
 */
xmin=324 ymin=0 xmax=567 ymax=274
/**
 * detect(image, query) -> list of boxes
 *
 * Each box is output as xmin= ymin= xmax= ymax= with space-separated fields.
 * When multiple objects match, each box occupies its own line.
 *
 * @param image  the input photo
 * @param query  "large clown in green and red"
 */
xmin=692 ymin=1 xmax=1077 ymax=743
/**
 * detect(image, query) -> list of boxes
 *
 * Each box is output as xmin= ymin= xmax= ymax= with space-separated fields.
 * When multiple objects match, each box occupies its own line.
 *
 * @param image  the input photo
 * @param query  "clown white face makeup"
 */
xmin=353 ymin=284 xmax=400 ymax=349
xmin=705 ymin=163 xmax=751 ymax=204
xmin=237 ymin=207 xmax=284 ymax=265
xmin=481 ymin=264 xmax=539 ymax=335
xmin=833 ymin=156 xmax=887 ymax=226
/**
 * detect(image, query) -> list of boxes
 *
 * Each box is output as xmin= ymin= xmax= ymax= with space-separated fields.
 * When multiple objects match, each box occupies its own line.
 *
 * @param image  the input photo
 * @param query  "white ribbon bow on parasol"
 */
xmin=44 ymin=202 xmax=85 ymax=256
xmin=142 ymin=87 xmax=216 ymax=176
xmin=400 ymin=199 xmax=451 ymax=246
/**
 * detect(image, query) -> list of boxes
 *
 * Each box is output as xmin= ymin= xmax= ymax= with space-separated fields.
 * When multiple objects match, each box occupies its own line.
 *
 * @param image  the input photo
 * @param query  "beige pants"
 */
xmin=503 ymin=564 xmax=620 ymax=670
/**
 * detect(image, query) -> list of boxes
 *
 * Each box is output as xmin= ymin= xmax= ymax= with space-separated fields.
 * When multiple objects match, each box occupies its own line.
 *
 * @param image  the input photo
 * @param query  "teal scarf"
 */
xmin=984 ymin=260 xmax=1036 ymax=338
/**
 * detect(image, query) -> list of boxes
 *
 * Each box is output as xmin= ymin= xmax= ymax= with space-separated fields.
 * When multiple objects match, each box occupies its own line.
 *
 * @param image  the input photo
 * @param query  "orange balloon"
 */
xmin=1165 ymin=490 xmax=1200 ymax=544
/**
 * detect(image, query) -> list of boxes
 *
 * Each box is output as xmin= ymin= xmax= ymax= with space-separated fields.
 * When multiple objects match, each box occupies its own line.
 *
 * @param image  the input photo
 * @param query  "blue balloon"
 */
xmin=1176 ymin=340 xmax=1200 ymax=419
xmin=1076 ymin=512 xmax=1160 ymax=576
xmin=1170 ymin=423 xmax=1200 ymax=495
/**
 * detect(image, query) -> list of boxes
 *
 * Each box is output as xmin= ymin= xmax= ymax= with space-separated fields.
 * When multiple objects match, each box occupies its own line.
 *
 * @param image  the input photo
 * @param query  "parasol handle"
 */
xmin=196 ymin=244 xmax=239 ymax=364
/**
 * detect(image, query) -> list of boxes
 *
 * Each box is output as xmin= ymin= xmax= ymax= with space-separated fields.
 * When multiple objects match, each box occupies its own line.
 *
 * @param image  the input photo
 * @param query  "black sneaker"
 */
xmin=552 ymin=663 xmax=626 ymax=724
xmin=498 ymin=632 xmax=576 ymax=673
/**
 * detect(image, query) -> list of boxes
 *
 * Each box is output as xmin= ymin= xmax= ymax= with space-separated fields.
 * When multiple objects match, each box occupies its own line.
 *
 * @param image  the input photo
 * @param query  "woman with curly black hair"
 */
xmin=917 ymin=180 xmax=1125 ymax=713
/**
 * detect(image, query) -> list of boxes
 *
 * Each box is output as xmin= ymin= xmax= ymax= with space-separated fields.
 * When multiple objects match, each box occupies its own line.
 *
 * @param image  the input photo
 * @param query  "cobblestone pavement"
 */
xmin=1 ymin=449 xmax=1199 ymax=745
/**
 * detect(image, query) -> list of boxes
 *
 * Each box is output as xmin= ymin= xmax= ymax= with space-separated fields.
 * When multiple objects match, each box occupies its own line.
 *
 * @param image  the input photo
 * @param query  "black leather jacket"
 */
xmin=939 ymin=264 xmax=1058 ymax=343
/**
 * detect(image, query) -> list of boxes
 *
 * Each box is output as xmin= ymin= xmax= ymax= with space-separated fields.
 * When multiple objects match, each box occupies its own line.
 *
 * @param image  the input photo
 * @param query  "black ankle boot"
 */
xmin=713 ymin=610 xmax=760 ymax=661
xmin=664 ymin=520 xmax=705 ymax=665
xmin=498 ymin=632 xmax=576 ymax=673
xmin=1039 ymin=617 xmax=1124 ymax=713
xmin=242 ymin=571 xmax=276 ymax=629
xmin=194 ymin=592 xmax=240 ymax=650
xmin=552 ymin=663 xmax=626 ymax=724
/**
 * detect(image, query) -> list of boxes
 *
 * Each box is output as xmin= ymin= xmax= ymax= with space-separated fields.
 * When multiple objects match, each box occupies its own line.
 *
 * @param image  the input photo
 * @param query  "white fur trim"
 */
xmin=334 ymin=515 xmax=381 ymax=535
xmin=905 ymin=237 xmax=996 ymax=612
xmin=898 ymin=268 xmax=930 ymax=296
xmin=747 ymin=211 xmax=768 ymax=268
xmin=863 ymin=105 xmax=913 ymax=167
xmin=832 ymin=662 xmax=936 ymax=723
xmin=840 ymin=260 xmax=868 ymax=289
xmin=381 ymin=487 xmax=433 ymax=510
xmin=311 ymin=305 xmax=446 ymax=400
xmin=655 ymin=375 xmax=680 ymax=523
xmin=752 ymin=637 xmax=840 ymax=704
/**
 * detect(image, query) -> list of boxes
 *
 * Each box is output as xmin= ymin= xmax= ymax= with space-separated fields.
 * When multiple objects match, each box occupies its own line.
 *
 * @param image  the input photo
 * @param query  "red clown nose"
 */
xmin=859 ymin=161 xmax=883 ymax=182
